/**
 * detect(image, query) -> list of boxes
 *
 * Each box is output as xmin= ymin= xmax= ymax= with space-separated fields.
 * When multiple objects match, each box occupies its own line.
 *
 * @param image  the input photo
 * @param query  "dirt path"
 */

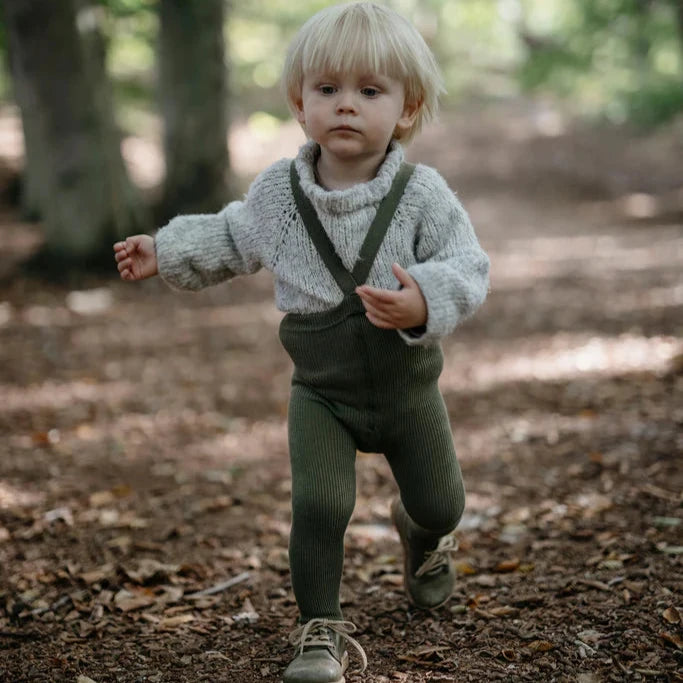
xmin=0 ymin=102 xmax=681 ymax=682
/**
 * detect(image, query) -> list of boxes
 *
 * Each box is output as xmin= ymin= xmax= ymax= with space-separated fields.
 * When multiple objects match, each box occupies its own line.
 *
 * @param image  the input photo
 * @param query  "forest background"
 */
xmin=0 ymin=2 xmax=681 ymax=682
xmin=1 ymin=0 xmax=682 ymax=270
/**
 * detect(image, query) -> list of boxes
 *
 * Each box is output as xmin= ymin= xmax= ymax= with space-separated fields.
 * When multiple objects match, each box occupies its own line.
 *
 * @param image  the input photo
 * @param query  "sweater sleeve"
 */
xmin=153 ymin=161 xmax=286 ymax=291
xmin=398 ymin=168 xmax=490 ymax=346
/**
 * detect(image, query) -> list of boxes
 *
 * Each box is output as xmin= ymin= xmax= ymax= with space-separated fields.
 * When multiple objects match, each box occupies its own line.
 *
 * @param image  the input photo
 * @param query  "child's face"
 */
xmin=295 ymin=70 xmax=418 ymax=162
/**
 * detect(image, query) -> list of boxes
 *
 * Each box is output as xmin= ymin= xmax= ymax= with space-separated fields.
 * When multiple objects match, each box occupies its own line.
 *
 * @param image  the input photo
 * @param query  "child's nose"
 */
xmin=335 ymin=91 xmax=357 ymax=113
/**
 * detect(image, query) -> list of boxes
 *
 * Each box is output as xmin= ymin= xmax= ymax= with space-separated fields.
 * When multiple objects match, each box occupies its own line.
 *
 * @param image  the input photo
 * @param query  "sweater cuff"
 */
xmin=398 ymin=262 xmax=459 ymax=346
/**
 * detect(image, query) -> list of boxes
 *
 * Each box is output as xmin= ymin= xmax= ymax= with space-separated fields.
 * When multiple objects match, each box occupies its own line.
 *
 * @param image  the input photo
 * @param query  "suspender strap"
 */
xmin=289 ymin=162 xmax=357 ymax=294
xmin=289 ymin=161 xmax=416 ymax=294
xmin=351 ymin=162 xmax=415 ymax=286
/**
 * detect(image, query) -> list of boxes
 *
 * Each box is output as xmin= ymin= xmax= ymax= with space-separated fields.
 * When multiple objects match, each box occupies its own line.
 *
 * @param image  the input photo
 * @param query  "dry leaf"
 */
xmin=122 ymin=559 xmax=180 ymax=584
xmin=233 ymin=597 xmax=259 ymax=624
xmin=660 ymin=632 xmax=683 ymax=649
xmin=114 ymin=588 xmax=156 ymax=612
xmin=488 ymin=606 xmax=520 ymax=618
xmin=455 ymin=562 xmax=476 ymax=575
xmin=89 ymin=490 xmax=117 ymax=507
xmin=662 ymin=607 xmax=681 ymax=624
xmin=495 ymin=558 xmax=520 ymax=573
xmin=576 ymin=630 xmax=605 ymax=645
xmin=78 ymin=564 xmax=114 ymax=585
xmin=379 ymin=574 xmax=403 ymax=586
xmin=474 ymin=574 xmax=497 ymax=587
xmin=528 ymin=640 xmax=554 ymax=652
xmin=158 ymin=614 xmax=195 ymax=629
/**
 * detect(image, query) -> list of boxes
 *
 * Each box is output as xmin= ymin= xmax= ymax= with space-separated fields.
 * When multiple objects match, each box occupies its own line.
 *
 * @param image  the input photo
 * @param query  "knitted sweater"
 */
xmin=155 ymin=140 xmax=489 ymax=346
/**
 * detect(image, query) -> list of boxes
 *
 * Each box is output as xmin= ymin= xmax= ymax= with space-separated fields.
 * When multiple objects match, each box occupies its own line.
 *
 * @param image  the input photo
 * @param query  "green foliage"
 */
xmin=518 ymin=0 xmax=683 ymax=126
xmin=2 ymin=0 xmax=680 ymax=129
xmin=95 ymin=0 xmax=157 ymax=18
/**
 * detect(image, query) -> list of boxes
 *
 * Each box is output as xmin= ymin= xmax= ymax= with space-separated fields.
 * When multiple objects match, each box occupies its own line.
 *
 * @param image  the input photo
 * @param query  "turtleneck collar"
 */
xmin=293 ymin=139 xmax=405 ymax=214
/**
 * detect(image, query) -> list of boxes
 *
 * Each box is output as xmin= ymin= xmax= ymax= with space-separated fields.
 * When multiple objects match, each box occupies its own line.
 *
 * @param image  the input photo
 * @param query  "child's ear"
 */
xmin=294 ymin=96 xmax=306 ymax=125
xmin=395 ymin=98 xmax=422 ymax=138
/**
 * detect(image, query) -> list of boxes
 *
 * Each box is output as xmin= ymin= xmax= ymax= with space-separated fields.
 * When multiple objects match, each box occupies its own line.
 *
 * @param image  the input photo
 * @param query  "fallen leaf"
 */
xmin=488 ymin=606 xmax=520 ymax=618
xmin=576 ymin=630 xmax=605 ymax=645
xmin=455 ymin=562 xmax=476 ymax=575
xmin=89 ymin=490 xmax=117 ymax=507
xmin=662 ymin=607 xmax=681 ymax=624
xmin=114 ymin=588 xmax=156 ymax=612
xmin=122 ymin=559 xmax=180 ymax=584
xmin=466 ymin=593 xmax=489 ymax=608
xmin=527 ymin=640 xmax=554 ymax=652
xmin=511 ymin=594 xmax=545 ymax=608
xmin=495 ymin=558 xmax=520 ymax=573
xmin=598 ymin=559 xmax=623 ymax=570
xmin=233 ymin=597 xmax=259 ymax=624
xmin=44 ymin=507 xmax=73 ymax=526
xmin=78 ymin=564 xmax=114 ymax=585
xmin=157 ymin=614 xmax=195 ymax=629
xmin=379 ymin=574 xmax=403 ymax=586
xmin=660 ymin=632 xmax=683 ymax=649
xmin=474 ymin=574 xmax=497 ymax=587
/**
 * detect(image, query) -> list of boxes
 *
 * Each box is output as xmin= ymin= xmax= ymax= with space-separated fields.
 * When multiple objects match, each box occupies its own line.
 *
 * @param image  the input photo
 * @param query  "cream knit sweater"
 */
xmin=155 ymin=140 xmax=489 ymax=346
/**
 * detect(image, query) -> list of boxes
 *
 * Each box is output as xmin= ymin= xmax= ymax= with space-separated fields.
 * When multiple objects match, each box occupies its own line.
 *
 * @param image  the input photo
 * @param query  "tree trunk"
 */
xmin=159 ymin=0 xmax=229 ymax=219
xmin=2 ymin=0 xmax=148 ymax=270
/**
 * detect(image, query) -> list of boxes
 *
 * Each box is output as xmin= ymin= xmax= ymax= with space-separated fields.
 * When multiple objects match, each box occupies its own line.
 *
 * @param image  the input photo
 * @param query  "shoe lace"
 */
xmin=288 ymin=618 xmax=367 ymax=673
xmin=415 ymin=534 xmax=459 ymax=578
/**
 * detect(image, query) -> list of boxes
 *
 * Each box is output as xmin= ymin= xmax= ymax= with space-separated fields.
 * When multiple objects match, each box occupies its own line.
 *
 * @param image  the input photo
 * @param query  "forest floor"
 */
xmin=0 ymin=100 xmax=682 ymax=683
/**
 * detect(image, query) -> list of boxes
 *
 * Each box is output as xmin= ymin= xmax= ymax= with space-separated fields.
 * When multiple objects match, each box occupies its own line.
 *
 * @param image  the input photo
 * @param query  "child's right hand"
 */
xmin=113 ymin=235 xmax=158 ymax=281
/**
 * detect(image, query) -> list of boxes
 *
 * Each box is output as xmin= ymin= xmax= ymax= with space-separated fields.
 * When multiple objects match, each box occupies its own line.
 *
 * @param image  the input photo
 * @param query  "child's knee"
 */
xmin=409 ymin=482 xmax=465 ymax=534
xmin=292 ymin=487 xmax=355 ymax=534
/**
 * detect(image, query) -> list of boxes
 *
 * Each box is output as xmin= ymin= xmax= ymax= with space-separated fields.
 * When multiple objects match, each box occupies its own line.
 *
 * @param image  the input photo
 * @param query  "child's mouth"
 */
xmin=331 ymin=125 xmax=360 ymax=133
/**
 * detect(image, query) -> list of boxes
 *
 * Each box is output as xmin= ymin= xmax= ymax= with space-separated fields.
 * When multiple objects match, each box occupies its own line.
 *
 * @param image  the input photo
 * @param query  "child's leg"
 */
xmin=384 ymin=389 xmax=465 ymax=543
xmin=287 ymin=385 xmax=357 ymax=622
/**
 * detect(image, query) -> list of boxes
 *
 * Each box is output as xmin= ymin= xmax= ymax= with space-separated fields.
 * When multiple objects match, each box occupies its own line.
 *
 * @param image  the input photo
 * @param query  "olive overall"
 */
xmin=279 ymin=162 xmax=466 ymax=621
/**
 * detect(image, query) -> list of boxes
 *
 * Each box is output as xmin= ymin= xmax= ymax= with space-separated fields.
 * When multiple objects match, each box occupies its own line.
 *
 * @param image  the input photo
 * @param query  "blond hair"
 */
xmin=283 ymin=2 xmax=445 ymax=143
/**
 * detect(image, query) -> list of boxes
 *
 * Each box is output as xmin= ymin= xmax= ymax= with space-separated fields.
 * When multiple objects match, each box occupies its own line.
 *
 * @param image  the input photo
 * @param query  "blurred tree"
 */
xmin=158 ymin=0 xmax=229 ymax=219
xmin=517 ymin=0 xmax=683 ymax=126
xmin=2 ymin=0 xmax=147 ymax=271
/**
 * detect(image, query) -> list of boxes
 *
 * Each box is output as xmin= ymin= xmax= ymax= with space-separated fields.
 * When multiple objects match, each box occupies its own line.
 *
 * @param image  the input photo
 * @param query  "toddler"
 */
xmin=114 ymin=3 xmax=490 ymax=682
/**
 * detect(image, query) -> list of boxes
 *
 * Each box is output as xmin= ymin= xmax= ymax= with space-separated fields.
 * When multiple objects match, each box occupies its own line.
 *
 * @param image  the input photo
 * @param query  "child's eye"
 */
xmin=361 ymin=87 xmax=380 ymax=97
xmin=319 ymin=85 xmax=336 ymax=95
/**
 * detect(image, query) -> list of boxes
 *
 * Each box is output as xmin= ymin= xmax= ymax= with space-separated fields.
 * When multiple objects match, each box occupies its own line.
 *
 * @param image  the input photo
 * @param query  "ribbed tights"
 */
xmin=288 ymin=383 xmax=465 ymax=621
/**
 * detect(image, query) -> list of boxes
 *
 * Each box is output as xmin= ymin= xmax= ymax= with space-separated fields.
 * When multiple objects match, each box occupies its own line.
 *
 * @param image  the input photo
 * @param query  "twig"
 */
xmin=575 ymin=578 xmax=611 ymax=592
xmin=613 ymin=656 xmax=630 ymax=675
xmin=641 ymin=484 xmax=681 ymax=503
xmin=30 ymin=594 xmax=71 ymax=617
xmin=185 ymin=571 xmax=250 ymax=599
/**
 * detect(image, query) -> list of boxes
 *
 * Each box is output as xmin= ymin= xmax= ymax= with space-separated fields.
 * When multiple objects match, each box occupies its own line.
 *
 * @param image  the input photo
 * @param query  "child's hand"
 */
xmin=356 ymin=263 xmax=427 ymax=330
xmin=113 ymin=235 xmax=158 ymax=281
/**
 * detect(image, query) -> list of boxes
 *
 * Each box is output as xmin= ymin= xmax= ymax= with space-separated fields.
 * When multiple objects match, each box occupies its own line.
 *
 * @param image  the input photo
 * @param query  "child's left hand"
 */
xmin=355 ymin=263 xmax=428 ymax=330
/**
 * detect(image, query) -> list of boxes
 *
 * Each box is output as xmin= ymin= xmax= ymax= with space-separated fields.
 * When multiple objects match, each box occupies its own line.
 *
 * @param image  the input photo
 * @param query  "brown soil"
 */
xmin=0 ymin=100 xmax=682 ymax=682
